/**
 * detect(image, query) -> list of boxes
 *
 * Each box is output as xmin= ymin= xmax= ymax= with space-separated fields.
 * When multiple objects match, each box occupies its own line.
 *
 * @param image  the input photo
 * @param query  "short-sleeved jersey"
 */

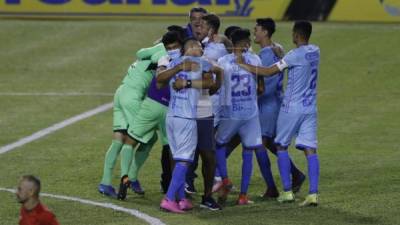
xmin=279 ymin=44 xmax=320 ymax=114
xmin=218 ymin=52 xmax=262 ymax=120
xmin=258 ymin=46 xmax=284 ymax=102
xmin=167 ymin=56 xmax=212 ymax=119
xmin=203 ymin=42 xmax=229 ymax=62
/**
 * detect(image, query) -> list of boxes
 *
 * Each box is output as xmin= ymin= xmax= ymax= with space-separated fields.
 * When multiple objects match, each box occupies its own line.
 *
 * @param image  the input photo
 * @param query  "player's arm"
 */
xmin=219 ymin=35 xmax=233 ymax=53
xmin=156 ymin=60 xmax=199 ymax=88
xmin=237 ymin=55 xmax=285 ymax=77
xmin=209 ymin=65 xmax=223 ymax=95
xmin=272 ymin=42 xmax=285 ymax=59
xmin=173 ymin=73 xmax=213 ymax=90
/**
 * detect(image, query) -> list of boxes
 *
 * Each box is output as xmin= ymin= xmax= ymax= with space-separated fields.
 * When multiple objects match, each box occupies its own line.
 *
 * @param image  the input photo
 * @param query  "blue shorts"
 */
xmin=274 ymin=111 xmax=318 ymax=150
xmin=258 ymin=100 xmax=280 ymax=139
xmin=215 ymin=116 xmax=263 ymax=149
xmin=166 ymin=116 xmax=197 ymax=162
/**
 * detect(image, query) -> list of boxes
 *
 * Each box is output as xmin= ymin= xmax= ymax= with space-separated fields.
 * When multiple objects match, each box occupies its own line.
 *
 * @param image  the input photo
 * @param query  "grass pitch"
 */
xmin=0 ymin=20 xmax=399 ymax=225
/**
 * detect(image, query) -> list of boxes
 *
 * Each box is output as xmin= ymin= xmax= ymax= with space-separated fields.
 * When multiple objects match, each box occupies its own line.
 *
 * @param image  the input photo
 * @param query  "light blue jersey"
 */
xmin=279 ymin=44 xmax=320 ymax=114
xmin=167 ymin=56 xmax=212 ymax=119
xmin=218 ymin=52 xmax=262 ymax=120
xmin=258 ymin=46 xmax=284 ymax=138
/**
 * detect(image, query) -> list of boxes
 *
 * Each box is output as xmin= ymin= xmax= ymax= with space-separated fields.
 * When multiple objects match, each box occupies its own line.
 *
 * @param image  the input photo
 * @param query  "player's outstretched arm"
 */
xmin=156 ymin=60 xmax=199 ymax=88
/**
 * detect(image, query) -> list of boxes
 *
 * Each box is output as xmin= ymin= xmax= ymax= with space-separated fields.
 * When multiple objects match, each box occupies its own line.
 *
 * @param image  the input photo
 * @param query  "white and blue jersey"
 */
xmin=258 ymin=46 xmax=284 ymax=138
xmin=203 ymin=41 xmax=229 ymax=126
xmin=218 ymin=52 xmax=261 ymax=120
xmin=275 ymin=44 xmax=320 ymax=150
xmin=167 ymin=56 xmax=212 ymax=119
xmin=215 ymin=52 xmax=263 ymax=148
xmin=166 ymin=56 xmax=212 ymax=161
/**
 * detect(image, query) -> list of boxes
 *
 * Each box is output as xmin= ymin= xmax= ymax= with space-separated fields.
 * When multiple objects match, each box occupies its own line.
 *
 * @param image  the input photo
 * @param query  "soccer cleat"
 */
xmin=262 ymin=187 xmax=279 ymax=199
xmin=292 ymin=173 xmax=306 ymax=193
xmin=184 ymin=182 xmax=197 ymax=194
xmin=117 ymin=175 xmax=130 ymax=200
xmin=277 ymin=191 xmax=295 ymax=203
xmin=160 ymin=198 xmax=184 ymax=213
xmin=299 ymin=193 xmax=318 ymax=207
xmin=217 ymin=178 xmax=233 ymax=204
xmin=200 ymin=196 xmax=222 ymax=211
xmin=98 ymin=184 xmax=117 ymax=198
xmin=236 ymin=194 xmax=254 ymax=205
xmin=178 ymin=198 xmax=194 ymax=211
xmin=130 ymin=180 xmax=145 ymax=195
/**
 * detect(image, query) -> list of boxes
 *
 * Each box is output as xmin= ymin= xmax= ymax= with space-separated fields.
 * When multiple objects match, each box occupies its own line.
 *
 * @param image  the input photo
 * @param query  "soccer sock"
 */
xmin=100 ymin=140 xmax=123 ymax=185
xmin=120 ymin=144 xmax=134 ymax=177
xmin=277 ymin=151 xmax=292 ymax=192
xmin=215 ymin=144 xmax=228 ymax=179
xmin=166 ymin=162 xmax=188 ymax=201
xmin=128 ymin=135 xmax=157 ymax=181
xmin=186 ymin=150 xmax=199 ymax=186
xmin=177 ymin=182 xmax=186 ymax=200
xmin=240 ymin=149 xmax=253 ymax=194
xmin=266 ymin=139 xmax=303 ymax=178
xmin=307 ymin=154 xmax=320 ymax=194
xmin=255 ymin=147 xmax=276 ymax=189
xmin=161 ymin=145 xmax=172 ymax=187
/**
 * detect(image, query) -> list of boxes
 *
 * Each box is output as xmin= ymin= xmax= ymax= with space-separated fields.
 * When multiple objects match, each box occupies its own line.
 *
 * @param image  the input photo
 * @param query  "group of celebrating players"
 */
xmin=97 ymin=7 xmax=321 ymax=213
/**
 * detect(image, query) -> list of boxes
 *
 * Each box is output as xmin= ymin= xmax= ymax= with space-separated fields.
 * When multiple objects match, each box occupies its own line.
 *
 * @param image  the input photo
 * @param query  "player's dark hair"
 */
xmin=162 ymin=31 xmax=183 ymax=47
xmin=231 ymin=28 xmax=251 ymax=46
xmin=22 ymin=175 xmax=41 ymax=197
xmin=202 ymin=14 xmax=220 ymax=33
xmin=224 ymin=26 xmax=241 ymax=41
xmin=167 ymin=25 xmax=188 ymax=40
xmin=256 ymin=18 xmax=276 ymax=38
xmin=189 ymin=7 xmax=208 ymax=17
xmin=293 ymin=21 xmax=312 ymax=40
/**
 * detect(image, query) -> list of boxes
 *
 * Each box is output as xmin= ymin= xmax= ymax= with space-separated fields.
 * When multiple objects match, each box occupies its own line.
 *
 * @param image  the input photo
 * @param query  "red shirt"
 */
xmin=19 ymin=202 xmax=60 ymax=225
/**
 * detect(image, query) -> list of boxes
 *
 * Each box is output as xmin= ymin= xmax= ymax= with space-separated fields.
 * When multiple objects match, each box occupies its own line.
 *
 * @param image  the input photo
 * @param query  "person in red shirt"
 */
xmin=16 ymin=175 xmax=60 ymax=225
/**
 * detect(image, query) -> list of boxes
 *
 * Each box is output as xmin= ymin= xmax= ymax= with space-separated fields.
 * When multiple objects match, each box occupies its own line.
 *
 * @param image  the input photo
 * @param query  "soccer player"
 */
xmin=123 ymin=31 xmax=184 ymax=196
xmin=98 ymin=43 xmax=167 ymax=199
xmin=184 ymin=7 xmax=208 ymax=39
xmin=237 ymin=21 xmax=320 ymax=206
xmin=181 ymin=13 xmax=227 ymax=210
xmin=254 ymin=18 xmax=306 ymax=197
xmin=157 ymin=38 xmax=221 ymax=213
xmin=17 ymin=175 xmax=60 ymax=225
xmin=215 ymin=28 xmax=277 ymax=205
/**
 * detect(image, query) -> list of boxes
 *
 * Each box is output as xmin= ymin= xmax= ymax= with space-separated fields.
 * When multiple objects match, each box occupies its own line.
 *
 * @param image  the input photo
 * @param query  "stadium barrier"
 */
xmin=0 ymin=0 xmax=399 ymax=22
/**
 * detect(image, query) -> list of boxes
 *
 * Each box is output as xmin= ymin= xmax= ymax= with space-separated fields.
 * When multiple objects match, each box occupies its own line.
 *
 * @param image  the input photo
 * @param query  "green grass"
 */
xmin=0 ymin=20 xmax=399 ymax=225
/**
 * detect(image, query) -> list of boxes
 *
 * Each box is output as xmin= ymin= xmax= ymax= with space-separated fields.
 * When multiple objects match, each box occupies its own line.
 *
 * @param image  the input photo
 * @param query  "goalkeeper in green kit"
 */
xmin=98 ymin=43 xmax=167 ymax=200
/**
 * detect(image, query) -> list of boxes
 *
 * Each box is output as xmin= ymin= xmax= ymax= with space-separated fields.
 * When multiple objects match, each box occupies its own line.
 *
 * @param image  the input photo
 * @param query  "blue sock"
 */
xmin=307 ymin=154 xmax=319 ymax=194
xmin=240 ymin=149 xmax=253 ymax=194
xmin=255 ymin=148 xmax=276 ymax=189
xmin=166 ymin=162 xmax=188 ymax=201
xmin=216 ymin=145 xmax=228 ymax=179
xmin=277 ymin=151 xmax=292 ymax=192
xmin=177 ymin=183 xmax=185 ymax=200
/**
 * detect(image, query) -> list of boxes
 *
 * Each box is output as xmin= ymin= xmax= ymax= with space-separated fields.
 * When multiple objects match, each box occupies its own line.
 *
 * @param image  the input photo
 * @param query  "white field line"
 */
xmin=0 ymin=188 xmax=165 ymax=225
xmin=0 ymin=102 xmax=113 ymax=154
xmin=0 ymin=92 xmax=113 ymax=96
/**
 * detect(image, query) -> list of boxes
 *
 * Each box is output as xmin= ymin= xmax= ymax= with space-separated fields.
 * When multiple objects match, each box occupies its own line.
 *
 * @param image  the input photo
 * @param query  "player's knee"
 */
xmin=113 ymin=131 xmax=126 ymax=142
xmin=304 ymin=148 xmax=317 ymax=156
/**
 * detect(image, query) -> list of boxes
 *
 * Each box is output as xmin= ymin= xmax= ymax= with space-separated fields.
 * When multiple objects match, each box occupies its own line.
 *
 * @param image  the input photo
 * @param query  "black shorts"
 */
xmin=196 ymin=116 xmax=215 ymax=151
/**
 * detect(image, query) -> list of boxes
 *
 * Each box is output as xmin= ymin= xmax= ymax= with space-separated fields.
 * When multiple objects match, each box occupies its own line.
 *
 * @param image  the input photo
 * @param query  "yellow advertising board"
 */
xmin=0 ymin=0 xmax=291 ymax=19
xmin=329 ymin=0 xmax=400 ymax=22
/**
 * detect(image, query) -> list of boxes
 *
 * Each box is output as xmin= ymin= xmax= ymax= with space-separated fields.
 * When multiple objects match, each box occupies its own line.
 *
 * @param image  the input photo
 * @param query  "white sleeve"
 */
xmin=157 ymin=55 xmax=171 ymax=68
xmin=275 ymin=59 xmax=288 ymax=71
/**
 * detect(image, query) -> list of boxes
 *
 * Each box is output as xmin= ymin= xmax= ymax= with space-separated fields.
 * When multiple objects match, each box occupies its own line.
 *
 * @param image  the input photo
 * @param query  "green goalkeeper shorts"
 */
xmin=112 ymin=84 xmax=143 ymax=131
xmin=127 ymin=97 xmax=168 ymax=145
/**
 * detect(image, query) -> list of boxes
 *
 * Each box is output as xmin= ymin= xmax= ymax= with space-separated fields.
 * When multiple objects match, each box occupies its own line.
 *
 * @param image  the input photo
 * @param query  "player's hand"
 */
xmin=180 ymin=60 xmax=199 ymax=72
xmin=173 ymin=78 xmax=187 ymax=90
xmin=272 ymin=43 xmax=284 ymax=58
xmin=236 ymin=54 xmax=245 ymax=65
